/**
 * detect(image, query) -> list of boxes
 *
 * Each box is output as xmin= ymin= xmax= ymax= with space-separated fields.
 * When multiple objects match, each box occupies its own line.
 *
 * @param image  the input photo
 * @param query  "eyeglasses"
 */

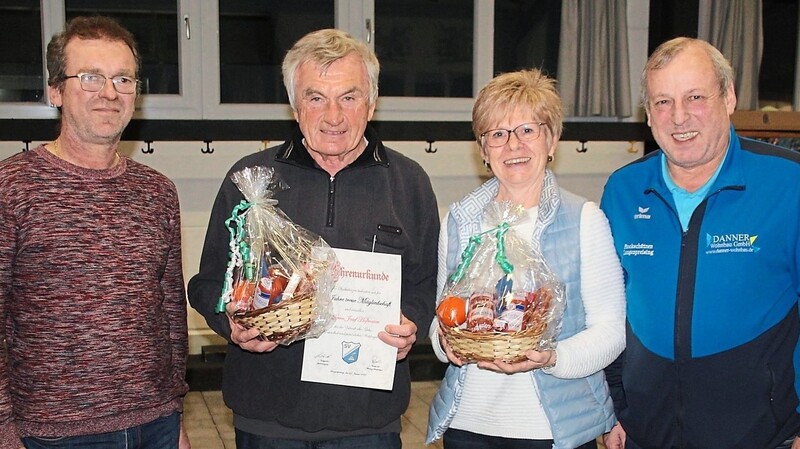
xmin=480 ymin=122 xmax=546 ymax=148
xmin=64 ymin=73 xmax=138 ymax=94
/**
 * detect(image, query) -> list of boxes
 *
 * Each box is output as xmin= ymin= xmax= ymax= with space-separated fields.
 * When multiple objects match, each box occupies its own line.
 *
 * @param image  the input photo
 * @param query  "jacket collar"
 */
xmin=450 ymin=169 xmax=562 ymax=251
xmin=709 ymin=126 xmax=745 ymax=191
xmin=647 ymin=125 xmax=744 ymax=198
xmin=275 ymin=124 xmax=389 ymax=171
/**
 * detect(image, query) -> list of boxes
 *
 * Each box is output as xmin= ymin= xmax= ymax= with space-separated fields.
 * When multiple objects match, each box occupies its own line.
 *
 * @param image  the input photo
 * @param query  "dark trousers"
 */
xmin=235 ymin=429 xmax=402 ymax=449
xmin=443 ymin=428 xmax=598 ymax=449
xmin=625 ymin=436 xmax=797 ymax=449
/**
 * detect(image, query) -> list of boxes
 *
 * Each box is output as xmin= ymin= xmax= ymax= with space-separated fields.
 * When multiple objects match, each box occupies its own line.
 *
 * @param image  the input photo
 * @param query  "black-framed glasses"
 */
xmin=64 ymin=73 xmax=138 ymax=94
xmin=480 ymin=122 xmax=546 ymax=147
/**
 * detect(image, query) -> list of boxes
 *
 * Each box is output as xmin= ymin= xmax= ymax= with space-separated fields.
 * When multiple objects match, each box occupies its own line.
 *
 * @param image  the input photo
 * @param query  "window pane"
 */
xmin=375 ymin=0 xmax=473 ymax=98
xmin=0 ymin=0 xmax=43 ymax=103
xmin=759 ymin=0 xmax=798 ymax=110
xmin=219 ymin=0 xmax=334 ymax=104
xmin=66 ymin=0 xmax=179 ymax=95
xmin=494 ymin=0 xmax=560 ymax=77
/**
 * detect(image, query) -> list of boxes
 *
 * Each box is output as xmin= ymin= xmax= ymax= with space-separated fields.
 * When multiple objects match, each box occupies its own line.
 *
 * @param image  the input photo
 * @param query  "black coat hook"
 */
xmin=141 ymin=140 xmax=154 ymax=154
xmin=425 ymin=140 xmax=437 ymax=153
xmin=576 ymin=140 xmax=588 ymax=153
xmin=22 ymin=140 xmax=30 ymax=152
xmin=202 ymin=140 xmax=215 ymax=154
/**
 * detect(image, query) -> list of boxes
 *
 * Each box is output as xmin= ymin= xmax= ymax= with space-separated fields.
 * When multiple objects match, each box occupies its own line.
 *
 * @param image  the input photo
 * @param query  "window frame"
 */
xmin=200 ymin=0 xmax=490 ymax=122
xmin=8 ymin=1 xmax=795 ymax=123
xmin=0 ymin=0 xmax=203 ymax=120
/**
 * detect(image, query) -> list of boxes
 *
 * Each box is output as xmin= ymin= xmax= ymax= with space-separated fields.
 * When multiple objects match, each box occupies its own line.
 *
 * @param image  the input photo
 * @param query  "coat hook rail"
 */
xmin=425 ymin=140 xmax=437 ymax=153
xmin=141 ymin=140 xmax=155 ymax=154
xmin=576 ymin=140 xmax=588 ymax=153
xmin=202 ymin=140 xmax=215 ymax=154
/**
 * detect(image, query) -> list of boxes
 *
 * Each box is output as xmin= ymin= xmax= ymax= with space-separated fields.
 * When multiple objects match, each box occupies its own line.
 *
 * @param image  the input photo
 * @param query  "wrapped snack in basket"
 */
xmin=217 ymin=166 xmax=337 ymax=345
xmin=437 ymin=201 xmax=565 ymax=363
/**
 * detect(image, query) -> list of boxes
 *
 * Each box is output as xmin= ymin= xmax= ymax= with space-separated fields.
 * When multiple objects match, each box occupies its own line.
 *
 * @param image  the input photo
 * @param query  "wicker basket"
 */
xmin=232 ymin=289 xmax=315 ymax=342
xmin=441 ymin=319 xmax=548 ymax=363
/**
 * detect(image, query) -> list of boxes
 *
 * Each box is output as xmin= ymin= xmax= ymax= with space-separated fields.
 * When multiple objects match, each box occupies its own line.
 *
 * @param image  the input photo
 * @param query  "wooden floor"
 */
xmin=183 ymin=380 xmax=444 ymax=449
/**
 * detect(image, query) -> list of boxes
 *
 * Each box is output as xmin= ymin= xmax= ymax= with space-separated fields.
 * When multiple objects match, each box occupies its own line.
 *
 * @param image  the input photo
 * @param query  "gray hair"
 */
xmin=282 ymin=29 xmax=379 ymax=110
xmin=641 ymin=37 xmax=734 ymax=112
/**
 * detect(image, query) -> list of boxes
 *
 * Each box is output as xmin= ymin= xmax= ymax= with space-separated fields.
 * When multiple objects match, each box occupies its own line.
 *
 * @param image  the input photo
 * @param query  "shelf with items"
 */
xmin=732 ymin=111 xmax=800 ymax=138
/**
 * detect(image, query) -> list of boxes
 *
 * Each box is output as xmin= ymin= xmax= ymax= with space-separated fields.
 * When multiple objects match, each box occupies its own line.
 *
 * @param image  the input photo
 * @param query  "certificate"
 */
xmin=301 ymin=248 xmax=401 ymax=390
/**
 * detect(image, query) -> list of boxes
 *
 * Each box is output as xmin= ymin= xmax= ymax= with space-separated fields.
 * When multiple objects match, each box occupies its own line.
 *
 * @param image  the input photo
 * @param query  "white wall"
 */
xmin=0 ymin=1 xmax=653 ymax=353
xmin=0 ymin=138 xmax=642 ymax=353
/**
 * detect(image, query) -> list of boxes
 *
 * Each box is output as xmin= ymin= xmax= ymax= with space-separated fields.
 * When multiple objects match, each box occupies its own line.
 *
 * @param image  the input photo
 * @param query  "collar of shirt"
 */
xmin=660 ymin=148 xmax=728 ymax=231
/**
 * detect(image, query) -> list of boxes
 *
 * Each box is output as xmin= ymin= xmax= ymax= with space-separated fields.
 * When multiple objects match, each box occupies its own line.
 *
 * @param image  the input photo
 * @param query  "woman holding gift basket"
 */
xmin=426 ymin=69 xmax=626 ymax=449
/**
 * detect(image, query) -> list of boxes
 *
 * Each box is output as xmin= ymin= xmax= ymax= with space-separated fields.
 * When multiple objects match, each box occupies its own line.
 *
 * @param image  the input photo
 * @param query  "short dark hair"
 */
xmin=46 ymin=16 xmax=140 ymax=92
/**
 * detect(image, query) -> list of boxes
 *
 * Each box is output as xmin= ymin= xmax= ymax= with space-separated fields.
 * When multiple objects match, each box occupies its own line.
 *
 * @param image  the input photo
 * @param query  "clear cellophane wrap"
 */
xmin=218 ymin=166 xmax=336 ymax=345
xmin=439 ymin=201 xmax=566 ymax=361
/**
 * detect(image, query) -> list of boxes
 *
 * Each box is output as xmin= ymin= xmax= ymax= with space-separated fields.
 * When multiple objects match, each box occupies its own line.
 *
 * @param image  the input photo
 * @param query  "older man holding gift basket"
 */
xmin=426 ymin=69 xmax=626 ymax=449
xmin=188 ymin=29 xmax=438 ymax=449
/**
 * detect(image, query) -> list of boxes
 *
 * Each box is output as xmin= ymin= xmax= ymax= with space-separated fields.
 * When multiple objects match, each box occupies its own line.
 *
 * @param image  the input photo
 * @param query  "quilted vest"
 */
xmin=426 ymin=172 xmax=615 ymax=449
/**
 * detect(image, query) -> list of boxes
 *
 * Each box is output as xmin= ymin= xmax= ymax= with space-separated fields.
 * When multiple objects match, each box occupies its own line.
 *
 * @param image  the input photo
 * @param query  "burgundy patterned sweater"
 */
xmin=0 ymin=146 xmax=188 ymax=448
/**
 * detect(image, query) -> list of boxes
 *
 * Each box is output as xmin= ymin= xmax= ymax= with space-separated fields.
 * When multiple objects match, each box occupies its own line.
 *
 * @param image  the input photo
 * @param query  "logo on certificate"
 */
xmin=301 ymin=249 xmax=401 ymax=390
xmin=341 ymin=341 xmax=361 ymax=364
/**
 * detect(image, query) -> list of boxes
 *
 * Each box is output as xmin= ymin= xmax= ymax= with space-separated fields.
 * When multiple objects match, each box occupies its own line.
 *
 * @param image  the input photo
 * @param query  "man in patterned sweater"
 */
xmin=0 ymin=16 xmax=189 ymax=449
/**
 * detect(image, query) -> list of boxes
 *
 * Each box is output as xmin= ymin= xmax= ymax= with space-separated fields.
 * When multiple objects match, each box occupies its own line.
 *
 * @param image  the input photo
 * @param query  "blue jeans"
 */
xmin=235 ymin=429 xmax=402 ymax=449
xmin=22 ymin=412 xmax=180 ymax=449
xmin=443 ymin=428 xmax=597 ymax=449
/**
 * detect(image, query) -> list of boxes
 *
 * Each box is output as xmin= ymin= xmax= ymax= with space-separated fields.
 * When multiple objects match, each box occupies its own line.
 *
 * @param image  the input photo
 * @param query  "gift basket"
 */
xmin=216 ymin=166 xmax=337 ymax=345
xmin=437 ymin=202 xmax=565 ymax=363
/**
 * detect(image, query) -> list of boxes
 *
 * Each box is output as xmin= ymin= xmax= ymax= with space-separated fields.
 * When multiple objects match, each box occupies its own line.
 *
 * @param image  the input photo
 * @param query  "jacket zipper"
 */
xmin=326 ymin=175 xmax=335 ymax=228
xmin=647 ymin=188 xmax=696 ymax=446
xmin=647 ymin=184 xmax=742 ymax=447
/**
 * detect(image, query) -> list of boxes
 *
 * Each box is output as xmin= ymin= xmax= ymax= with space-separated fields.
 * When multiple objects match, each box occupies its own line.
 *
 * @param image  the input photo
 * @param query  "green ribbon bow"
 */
xmin=449 ymin=222 xmax=514 ymax=284
xmin=216 ymin=200 xmax=252 ymax=313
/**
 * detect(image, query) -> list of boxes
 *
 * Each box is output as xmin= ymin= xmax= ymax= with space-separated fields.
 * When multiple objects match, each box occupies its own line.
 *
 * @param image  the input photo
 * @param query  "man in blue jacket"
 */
xmin=601 ymin=37 xmax=800 ymax=449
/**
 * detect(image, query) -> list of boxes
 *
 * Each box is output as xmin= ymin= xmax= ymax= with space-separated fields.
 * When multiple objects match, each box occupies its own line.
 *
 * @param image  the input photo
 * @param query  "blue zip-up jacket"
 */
xmin=600 ymin=128 xmax=800 ymax=449
xmin=427 ymin=173 xmax=616 ymax=448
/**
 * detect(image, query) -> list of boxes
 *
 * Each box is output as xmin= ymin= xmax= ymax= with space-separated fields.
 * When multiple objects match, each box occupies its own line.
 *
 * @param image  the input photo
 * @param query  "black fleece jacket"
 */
xmin=188 ymin=125 xmax=439 ymax=436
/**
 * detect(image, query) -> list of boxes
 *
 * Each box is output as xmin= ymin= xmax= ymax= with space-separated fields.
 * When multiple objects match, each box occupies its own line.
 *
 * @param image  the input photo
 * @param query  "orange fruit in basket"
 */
xmin=270 ymin=274 xmax=289 ymax=297
xmin=437 ymin=296 xmax=467 ymax=327
xmin=266 ymin=267 xmax=290 ymax=298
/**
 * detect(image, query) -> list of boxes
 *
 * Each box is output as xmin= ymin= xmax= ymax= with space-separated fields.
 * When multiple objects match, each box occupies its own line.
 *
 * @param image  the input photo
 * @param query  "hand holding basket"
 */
xmin=217 ymin=166 xmax=336 ymax=345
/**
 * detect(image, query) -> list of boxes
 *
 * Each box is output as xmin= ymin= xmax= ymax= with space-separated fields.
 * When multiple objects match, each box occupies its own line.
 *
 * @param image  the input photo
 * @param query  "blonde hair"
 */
xmin=641 ymin=37 xmax=734 ymax=111
xmin=282 ymin=29 xmax=379 ymax=110
xmin=472 ymin=69 xmax=563 ymax=145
